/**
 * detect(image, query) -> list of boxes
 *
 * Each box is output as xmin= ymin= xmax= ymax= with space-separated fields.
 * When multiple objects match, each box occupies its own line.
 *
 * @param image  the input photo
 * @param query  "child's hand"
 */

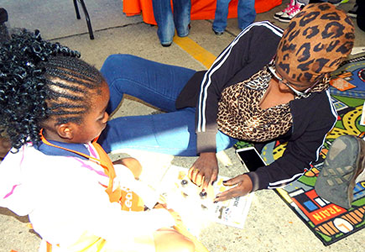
xmin=154 ymin=203 xmax=184 ymax=227
xmin=166 ymin=208 xmax=184 ymax=227
xmin=158 ymin=194 xmax=167 ymax=205
xmin=113 ymin=157 xmax=142 ymax=179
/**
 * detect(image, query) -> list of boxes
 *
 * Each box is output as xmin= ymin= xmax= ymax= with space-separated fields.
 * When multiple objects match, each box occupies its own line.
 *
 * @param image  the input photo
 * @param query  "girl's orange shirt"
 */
xmin=40 ymin=132 xmax=145 ymax=212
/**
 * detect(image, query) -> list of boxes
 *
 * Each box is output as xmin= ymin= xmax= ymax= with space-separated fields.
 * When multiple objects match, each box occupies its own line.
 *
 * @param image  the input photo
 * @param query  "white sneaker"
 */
xmin=278 ymin=2 xmax=304 ymax=23
xmin=347 ymin=4 xmax=358 ymax=18
xmin=273 ymin=0 xmax=296 ymax=20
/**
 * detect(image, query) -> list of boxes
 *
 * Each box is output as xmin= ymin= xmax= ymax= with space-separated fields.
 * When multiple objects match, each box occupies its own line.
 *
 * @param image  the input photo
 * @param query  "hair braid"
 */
xmin=0 ymin=29 xmax=104 ymax=150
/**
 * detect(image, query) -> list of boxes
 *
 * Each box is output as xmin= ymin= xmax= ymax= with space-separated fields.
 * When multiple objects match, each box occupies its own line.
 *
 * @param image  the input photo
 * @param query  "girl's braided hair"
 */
xmin=0 ymin=29 xmax=104 ymax=150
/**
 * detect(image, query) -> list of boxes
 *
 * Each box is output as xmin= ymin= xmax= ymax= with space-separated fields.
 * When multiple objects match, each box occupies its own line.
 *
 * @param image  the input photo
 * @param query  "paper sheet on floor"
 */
xmin=157 ymin=165 xmax=253 ymax=233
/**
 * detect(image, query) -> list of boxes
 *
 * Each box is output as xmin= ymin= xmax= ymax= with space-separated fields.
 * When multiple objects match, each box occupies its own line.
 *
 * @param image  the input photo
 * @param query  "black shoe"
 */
xmin=161 ymin=42 xmax=172 ymax=47
xmin=348 ymin=4 xmax=358 ymax=18
xmin=212 ymin=28 xmax=224 ymax=36
xmin=315 ymin=135 xmax=365 ymax=209
xmin=0 ymin=8 xmax=8 ymax=25
xmin=0 ymin=8 xmax=9 ymax=43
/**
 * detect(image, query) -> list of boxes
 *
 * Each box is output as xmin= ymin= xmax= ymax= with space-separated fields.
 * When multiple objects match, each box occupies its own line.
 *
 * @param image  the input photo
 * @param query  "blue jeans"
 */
xmin=213 ymin=0 xmax=256 ymax=33
xmin=152 ymin=0 xmax=191 ymax=45
xmin=98 ymin=54 xmax=237 ymax=156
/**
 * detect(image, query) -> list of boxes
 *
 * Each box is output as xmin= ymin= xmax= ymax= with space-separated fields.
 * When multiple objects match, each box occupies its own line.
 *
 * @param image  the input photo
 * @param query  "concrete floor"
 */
xmin=0 ymin=0 xmax=364 ymax=251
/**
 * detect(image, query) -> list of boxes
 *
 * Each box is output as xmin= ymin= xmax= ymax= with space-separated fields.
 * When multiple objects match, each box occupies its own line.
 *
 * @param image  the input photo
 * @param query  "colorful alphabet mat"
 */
xmin=235 ymin=53 xmax=365 ymax=246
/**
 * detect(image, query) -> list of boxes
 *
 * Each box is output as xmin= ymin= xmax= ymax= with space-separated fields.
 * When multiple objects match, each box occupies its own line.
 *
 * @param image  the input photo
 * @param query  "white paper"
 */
xmin=361 ymin=101 xmax=365 ymax=126
xmin=157 ymin=165 xmax=253 ymax=231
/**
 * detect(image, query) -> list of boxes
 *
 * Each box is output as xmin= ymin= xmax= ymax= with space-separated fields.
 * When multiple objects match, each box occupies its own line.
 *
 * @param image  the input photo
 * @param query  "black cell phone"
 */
xmin=235 ymin=147 xmax=266 ymax=172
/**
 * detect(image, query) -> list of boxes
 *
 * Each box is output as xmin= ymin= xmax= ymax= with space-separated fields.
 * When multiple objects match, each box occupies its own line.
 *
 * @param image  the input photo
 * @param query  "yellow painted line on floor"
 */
xmin=173 ymin=36 xmax=216 ymax=69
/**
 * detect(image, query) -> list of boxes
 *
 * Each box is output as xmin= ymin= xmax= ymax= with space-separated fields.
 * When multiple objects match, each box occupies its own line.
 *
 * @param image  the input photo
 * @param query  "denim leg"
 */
xmin=237 ymin=0 xmax=256 ymax=30
xmin=98 ymin=55 xmax=237 ymax=156
xmin=152 ymin=0 xmax=175 ymax=45
xmin=100 ymin=54 xmax=196 ymax=114
xmin=172 ymin=0 xmax=191 ymax=37
xmin=98 ymin=107 xmax=238 ymax=156
xmin=212 ymin=0 xmax=231 ymax=33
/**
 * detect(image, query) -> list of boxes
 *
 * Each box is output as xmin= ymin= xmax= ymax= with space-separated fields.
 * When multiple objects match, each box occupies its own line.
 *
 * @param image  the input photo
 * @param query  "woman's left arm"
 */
xmin=247 ymin=91 xmax=338 ymax=191
xmin=215 ymin=91 xmax=337 ymax=200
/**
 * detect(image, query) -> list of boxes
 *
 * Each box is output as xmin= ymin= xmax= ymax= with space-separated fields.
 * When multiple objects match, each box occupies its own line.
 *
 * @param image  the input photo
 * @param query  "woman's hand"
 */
xmin=214 ymin=174 xmax=253 ymax=202
xmin=188 ymin=152 xmax=218 ymax=190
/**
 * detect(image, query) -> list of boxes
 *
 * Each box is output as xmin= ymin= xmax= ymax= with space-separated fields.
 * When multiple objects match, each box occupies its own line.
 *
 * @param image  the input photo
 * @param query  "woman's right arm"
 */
xmin=190 ymin=22 xmax=283 ymax=189
xmin=195 ymin=21 xmax=283 ymax=154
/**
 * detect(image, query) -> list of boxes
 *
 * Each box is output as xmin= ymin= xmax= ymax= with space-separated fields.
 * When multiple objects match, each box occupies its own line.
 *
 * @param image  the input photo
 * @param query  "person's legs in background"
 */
xmin=0 ymin=8 xmax=9 ymax=43
xmin=152 ymin=0 xmax=191 ymax=47
xmin=356 ymin=0 xmax=365 ymax=32
xmin=347 ymin=0 xmax=364 ymax=32
xmin=173 ymin=0 xmax=191 ymax=38
xmin=152 ymin=0 xmax=175 ymax=46
xmin=213 ymin=0 xmax=256 ymax=35
xmin=237 ymin=0 xmax=256 ymax=31
xmin=297 ymin=1 xmax=310 ymax=8
xmin=310 ymin=0 xmax=360 ymax=20
xmin=273 ymin=0 xmax=296 ymax=20
xmin=347 ymin=1 xmax=358 ymax=18
xmin=277 ymin=0 xmax=308 ymax=23
xmin=212 ymin=0 xmax=231 ymax=35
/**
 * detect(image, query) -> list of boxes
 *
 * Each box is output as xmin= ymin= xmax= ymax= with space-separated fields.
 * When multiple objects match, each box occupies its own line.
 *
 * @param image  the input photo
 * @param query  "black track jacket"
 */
xmin=175 ymin=21 xmax=338 ymax=191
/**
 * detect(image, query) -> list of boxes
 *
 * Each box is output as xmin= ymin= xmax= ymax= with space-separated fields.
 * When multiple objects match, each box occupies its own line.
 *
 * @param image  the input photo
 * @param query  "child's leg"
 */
xmin=154 ymin=228 xmax=195 ymax=252
xmin=172 ymin=0 xmax=191 ymax=37
xmin=100 ymin=54 xmax=196 ymax=114
xmin=152 ymin=0 xmax=175 ymax=46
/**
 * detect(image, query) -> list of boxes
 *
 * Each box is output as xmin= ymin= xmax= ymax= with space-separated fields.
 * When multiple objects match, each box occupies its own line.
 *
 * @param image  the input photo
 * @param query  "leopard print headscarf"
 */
xmin=276 ymin=3 xmax=355 ymax=84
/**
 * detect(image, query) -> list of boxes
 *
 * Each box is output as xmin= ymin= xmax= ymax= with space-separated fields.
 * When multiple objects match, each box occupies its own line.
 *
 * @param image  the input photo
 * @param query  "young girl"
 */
xmin=0 ymin=29 xmax=196 ymax=252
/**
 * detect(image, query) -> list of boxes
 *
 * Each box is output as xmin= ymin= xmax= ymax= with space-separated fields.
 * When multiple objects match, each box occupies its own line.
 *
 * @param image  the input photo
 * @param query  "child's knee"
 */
xmin=154 ymin=229 xmax=195 ymax=252
xmin=179 ymin=238 xmax=195 ymax=252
